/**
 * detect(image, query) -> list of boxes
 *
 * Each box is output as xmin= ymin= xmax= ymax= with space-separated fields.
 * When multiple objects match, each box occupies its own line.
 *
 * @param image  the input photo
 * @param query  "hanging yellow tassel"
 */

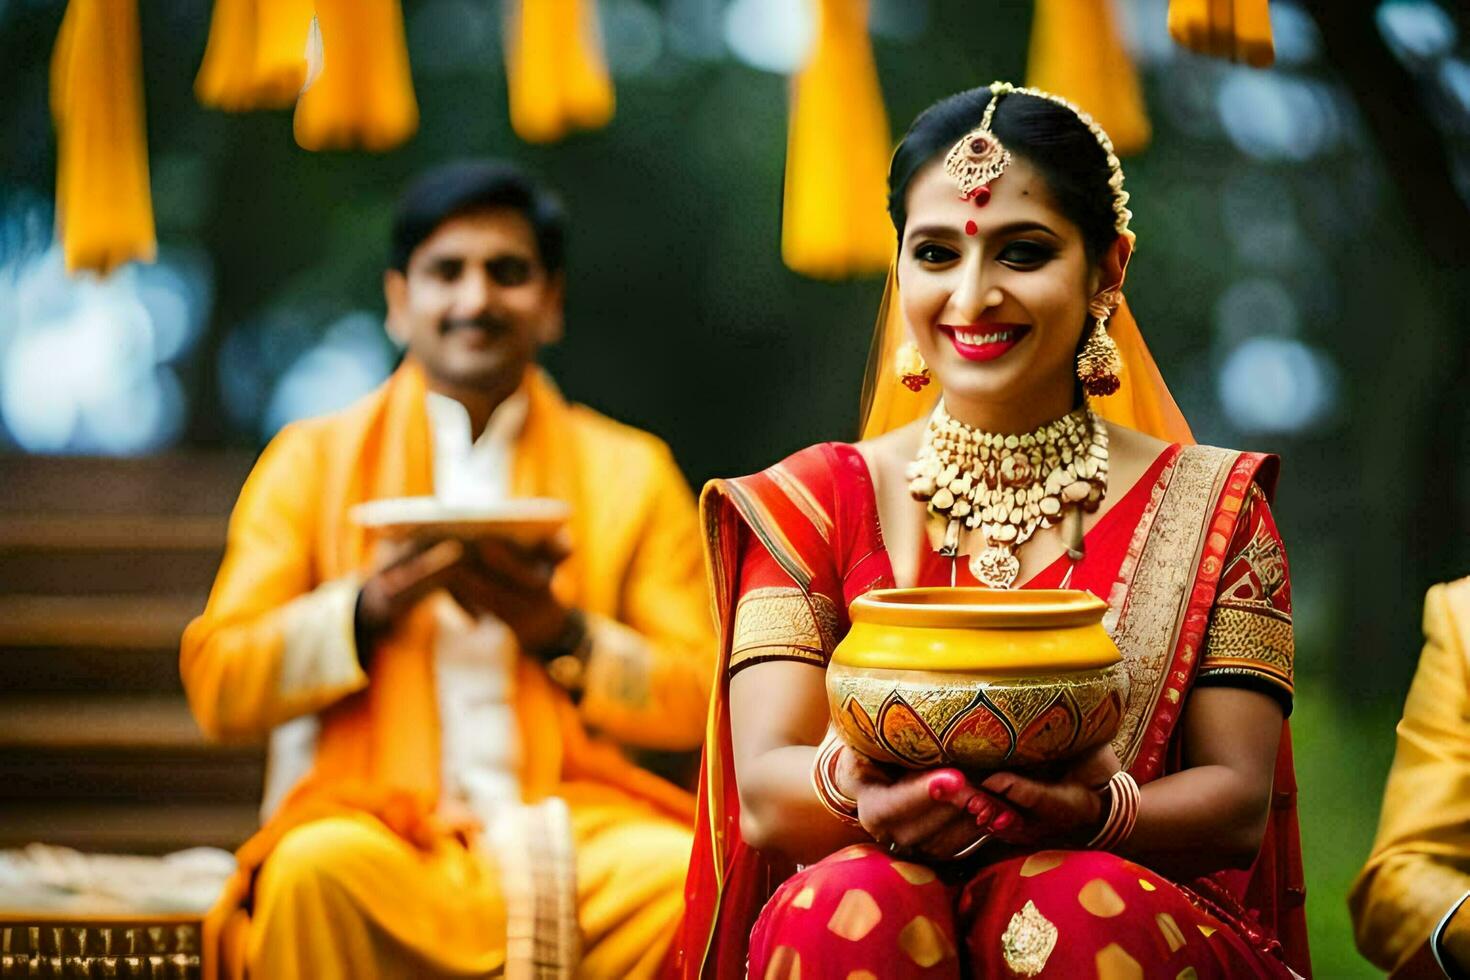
xmin=782 ymin=0 xmax=892 ymax=280
xmin=51 ymin=0 xmax=156 ymax=275
xmin=195 ymin=0 xmax=315 ymax=110
xmin=1026 ymin=0 xmax=1150 ymax=157
xmin=504 ymin=0 xmax=615 ymax=143
xmin=294 ymin=0 xmax=418 ymax=152
xmin=1168 ymin=0 xmax=1274 ymax=67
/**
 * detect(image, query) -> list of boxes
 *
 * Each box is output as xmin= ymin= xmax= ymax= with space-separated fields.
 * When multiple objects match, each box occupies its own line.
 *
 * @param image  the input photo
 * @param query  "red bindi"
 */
xmin=973 ymin=185 xmax=992 ymax=207
xmin=964 ymin=220 xmax=978 ymax=236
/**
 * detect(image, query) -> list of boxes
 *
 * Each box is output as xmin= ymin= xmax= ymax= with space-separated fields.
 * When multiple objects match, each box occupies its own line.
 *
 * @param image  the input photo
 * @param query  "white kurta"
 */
xmin=259 ymin=389 xmax=531 ymax=823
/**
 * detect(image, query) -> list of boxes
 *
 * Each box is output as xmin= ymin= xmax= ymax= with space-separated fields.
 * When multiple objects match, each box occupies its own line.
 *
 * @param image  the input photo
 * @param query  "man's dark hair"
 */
xmin=389 ymin=159 xmax=567 ymax=274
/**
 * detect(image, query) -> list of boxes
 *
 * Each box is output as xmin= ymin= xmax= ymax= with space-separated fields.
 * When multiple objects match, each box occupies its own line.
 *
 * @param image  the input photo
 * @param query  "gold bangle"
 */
xmin=811 ymin=732 xmax=861 ymax=827
xmin=1086 ymin=770 xmax=1140 ymax=851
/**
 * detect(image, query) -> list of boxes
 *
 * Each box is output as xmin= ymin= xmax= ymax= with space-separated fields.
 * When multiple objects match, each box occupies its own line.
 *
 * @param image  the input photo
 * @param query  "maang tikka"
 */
xmin=942 ymin=82 xmax=1134 ymax=399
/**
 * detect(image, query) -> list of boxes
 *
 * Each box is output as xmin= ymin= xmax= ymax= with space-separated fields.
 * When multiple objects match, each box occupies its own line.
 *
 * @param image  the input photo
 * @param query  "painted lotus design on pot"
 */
xmin=826 ymin=588 xmax=1128 ymax=771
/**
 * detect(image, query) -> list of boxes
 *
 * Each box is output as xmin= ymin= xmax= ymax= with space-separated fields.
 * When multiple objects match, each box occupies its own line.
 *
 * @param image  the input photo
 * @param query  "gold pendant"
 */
xmin=971 ymin=546 xmax=1020 ymax=589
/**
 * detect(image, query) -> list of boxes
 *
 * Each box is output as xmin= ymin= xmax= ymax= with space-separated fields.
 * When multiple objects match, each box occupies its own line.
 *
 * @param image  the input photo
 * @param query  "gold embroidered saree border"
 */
xmin=1106 ymin=445 xmax=1245 ymax=773
xmin=1199 ymin=605 xmax=1294 ymax=695
xmin=730 ymin=587 xmax=841 ymax=674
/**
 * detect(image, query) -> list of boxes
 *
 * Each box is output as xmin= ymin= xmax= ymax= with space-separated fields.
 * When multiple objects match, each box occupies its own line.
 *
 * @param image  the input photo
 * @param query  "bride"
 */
xmin=673 ymin=82 xmax=1308 ymax=978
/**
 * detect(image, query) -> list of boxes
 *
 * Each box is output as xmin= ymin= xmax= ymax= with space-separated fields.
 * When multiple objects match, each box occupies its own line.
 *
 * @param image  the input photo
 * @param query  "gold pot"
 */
xmin=826 ymin=588 xmax=1128 ymax=771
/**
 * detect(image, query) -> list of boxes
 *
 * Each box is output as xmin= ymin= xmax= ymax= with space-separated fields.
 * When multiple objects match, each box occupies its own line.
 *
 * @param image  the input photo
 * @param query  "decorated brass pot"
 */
xmin=826 ymin=588 xmax=1128 ymax=771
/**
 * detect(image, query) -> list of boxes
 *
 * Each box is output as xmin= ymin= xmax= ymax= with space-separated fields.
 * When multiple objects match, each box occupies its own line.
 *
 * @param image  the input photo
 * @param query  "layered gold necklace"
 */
xmin=907 ymin=402 xmax=1109 ymax=589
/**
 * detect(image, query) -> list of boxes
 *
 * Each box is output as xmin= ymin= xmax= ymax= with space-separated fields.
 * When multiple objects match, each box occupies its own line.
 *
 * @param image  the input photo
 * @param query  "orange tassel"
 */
xmin=1168 ymin=0 xmax=1274 ymax=66
xmin=504 ymin=0 xmax=615 ymax=143
xmin=1027 ymin=0 xmax=1150 ymax=157
xmin=293 ymin=0 xmax=418 ymax=152
xmin=51 ymin=0 xmax=156 ymax=275
xmin=195 ymin=0 xmax=315 ymax=110
xmin=781 ymin=0 xmax=892 ymax=280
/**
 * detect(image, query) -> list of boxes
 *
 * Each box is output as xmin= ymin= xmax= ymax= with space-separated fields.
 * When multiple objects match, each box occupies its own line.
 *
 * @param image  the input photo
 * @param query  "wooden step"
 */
xmin=0 ymin=803 xmax=259 ymax=854
xmin=0 ymin=646 xmax=185 ymax=696
xmin=0 ymin=455 xmax=254 ymax=518
xmin=0 ymin=747 xmax=263 ymax=804
xmin=0 ymin=517 xmax=225 ymax=596
xmin=0 ymin=516 xmax=227 ymax=551
xmin=0 ymin=596 xmax=202 ymax=651
xmin=0 ymin=697 xmax=210 ymax=752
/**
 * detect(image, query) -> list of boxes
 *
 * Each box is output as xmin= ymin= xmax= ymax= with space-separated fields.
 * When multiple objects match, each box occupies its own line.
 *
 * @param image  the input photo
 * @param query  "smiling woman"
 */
xmin=673 ymin=84 xmax=1309 ymax=979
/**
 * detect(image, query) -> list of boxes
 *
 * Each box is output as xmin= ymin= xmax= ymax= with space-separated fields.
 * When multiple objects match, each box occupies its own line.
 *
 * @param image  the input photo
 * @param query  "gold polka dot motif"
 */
xmin=1094 ymin=942 xmax=1144 ymax=980
xmin=1078 ymin=878 xmax=1127 ymax=917
xmin=897 ymin=915 xmax=954 ymax=968
xmin=1019 ymin=851 xmax=1066 ymax=878
xmin=1156 ymin=912 xmax=1187 ymax=953
xmin=763 ymin=945 xmax=801 ymax=980
xmin=790 ymin=886 xmax=817 ymax=910
xmin=827 ymin=889 xmax=883 ymax=942
xmin=890 ymin=860 xmax=938 ymax=885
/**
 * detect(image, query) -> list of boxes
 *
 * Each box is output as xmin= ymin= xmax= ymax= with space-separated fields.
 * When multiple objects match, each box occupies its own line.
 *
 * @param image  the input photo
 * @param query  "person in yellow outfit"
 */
xmin=181 ymin=160 xmax=714 ymax=980
xmin=1352 ymin=578 xmax=1470 ymax=978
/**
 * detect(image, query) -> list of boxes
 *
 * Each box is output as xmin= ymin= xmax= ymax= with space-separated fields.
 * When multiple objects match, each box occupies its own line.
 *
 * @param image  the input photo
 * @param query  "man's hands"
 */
xmin=357 ymin=534 xmax=573 ymax=658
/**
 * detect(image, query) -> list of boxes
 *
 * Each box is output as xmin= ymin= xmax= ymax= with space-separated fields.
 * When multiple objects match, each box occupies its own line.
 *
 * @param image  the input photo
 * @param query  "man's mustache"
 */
xmin=440 ymin=314 xmax=509 ymax=335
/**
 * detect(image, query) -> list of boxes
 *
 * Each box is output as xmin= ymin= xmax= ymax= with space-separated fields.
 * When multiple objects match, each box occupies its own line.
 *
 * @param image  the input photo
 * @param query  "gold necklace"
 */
xmin=906 ymin=402 xmax=1108 ymax=589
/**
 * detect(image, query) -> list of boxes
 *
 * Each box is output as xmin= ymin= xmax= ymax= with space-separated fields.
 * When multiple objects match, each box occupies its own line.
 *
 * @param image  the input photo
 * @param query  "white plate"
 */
xmin=350 ymin=496 xmax=571 ymax=544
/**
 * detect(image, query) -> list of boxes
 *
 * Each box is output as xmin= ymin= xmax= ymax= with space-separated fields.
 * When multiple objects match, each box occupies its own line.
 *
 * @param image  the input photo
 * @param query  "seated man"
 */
xmin=1352 ymin=578 xmax=1470 ymax=978
xmin=181 ymin=160 xmax=714 ymax=980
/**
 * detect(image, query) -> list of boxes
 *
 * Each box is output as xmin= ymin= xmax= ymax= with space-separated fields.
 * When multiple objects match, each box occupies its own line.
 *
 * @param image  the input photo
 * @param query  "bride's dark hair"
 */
xmin=887 ymin=88 xmax=1121 ymax=262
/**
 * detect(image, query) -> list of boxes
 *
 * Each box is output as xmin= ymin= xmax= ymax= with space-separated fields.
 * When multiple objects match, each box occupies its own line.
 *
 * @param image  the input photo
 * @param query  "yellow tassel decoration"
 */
xmin=1168 ymin=0 xmax=1275 ymax=67
xmin=504 ymin=0 xmax=616 ymax=144
xmin=51 ymin=0 xmax=156 ymax=275
xmin=195 ymin=0 xmax=315 ymax=110
xmin=782 ymin=0 xmax=893 ymax=280
xmin=1026 ymin=0 xmax=1150 ymax=157
xmin=293 ymin=0 xmax=418 ymax=152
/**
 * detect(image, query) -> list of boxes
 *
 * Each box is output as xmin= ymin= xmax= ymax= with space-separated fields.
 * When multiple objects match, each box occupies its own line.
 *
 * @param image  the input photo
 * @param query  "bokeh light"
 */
xmin=1217 ymin=336 xmax=1340 ymax=435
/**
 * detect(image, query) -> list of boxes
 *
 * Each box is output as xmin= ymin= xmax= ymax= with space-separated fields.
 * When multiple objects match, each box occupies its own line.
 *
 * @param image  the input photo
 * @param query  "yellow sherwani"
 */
xmin=180 ymin=360 xmax=714 ymax=979
xmin=1352 ymin=578 xmax=1470 ymax=976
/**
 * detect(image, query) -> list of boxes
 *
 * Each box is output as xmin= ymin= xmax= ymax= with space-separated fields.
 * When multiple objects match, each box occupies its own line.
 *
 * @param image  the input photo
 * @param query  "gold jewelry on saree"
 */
xmin=906 ymin=402 xmax=1108 ymax=589
xmin=1086 ymin=770 xmax=1141 ymax=851
xmin=1078 ymin=290 xmax=1124 ymax=397
xmin=943 ymin=82 xmax=1134 ymax=242
xmin=895 ymin=339 xmax=932 ymax=392
xmin=812 ymin=730 xmax=862 ymax=827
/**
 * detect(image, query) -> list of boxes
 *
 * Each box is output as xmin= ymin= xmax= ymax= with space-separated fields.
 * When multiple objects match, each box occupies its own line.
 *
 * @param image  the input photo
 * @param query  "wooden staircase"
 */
xmin=0 ymin=454 xmax=262 ymax=855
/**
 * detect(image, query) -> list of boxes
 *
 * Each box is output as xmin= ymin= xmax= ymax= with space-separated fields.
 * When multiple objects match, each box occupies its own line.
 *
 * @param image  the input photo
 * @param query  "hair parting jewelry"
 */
xmin=907 ymin=402 xmax=1109 ymax=589
xmin=1086 ymin=770 xmax=1141 ymax=851
xmin=812 ymin=731 xmax=862 ymax=827
xmin=945 ymin=81 xmax=1134 ymax=241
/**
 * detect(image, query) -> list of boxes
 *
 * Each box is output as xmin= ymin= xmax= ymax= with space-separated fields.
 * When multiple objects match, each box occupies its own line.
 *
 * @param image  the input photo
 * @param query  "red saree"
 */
xmin=670 ymin=440 xmax=1309 ymax=978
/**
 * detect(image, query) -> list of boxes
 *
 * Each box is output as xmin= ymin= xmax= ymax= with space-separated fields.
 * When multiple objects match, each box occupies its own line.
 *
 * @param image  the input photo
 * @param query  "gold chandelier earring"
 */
xmin=1078 ymin=291 xmax=1123 ymax=397
xmin=896 ymin=340 xmax=931 ymax=392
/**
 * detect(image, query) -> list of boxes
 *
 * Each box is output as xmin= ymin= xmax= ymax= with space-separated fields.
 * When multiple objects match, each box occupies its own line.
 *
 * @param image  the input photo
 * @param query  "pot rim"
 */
xmin=848 ymin=587 xmax=1108 ymax=630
